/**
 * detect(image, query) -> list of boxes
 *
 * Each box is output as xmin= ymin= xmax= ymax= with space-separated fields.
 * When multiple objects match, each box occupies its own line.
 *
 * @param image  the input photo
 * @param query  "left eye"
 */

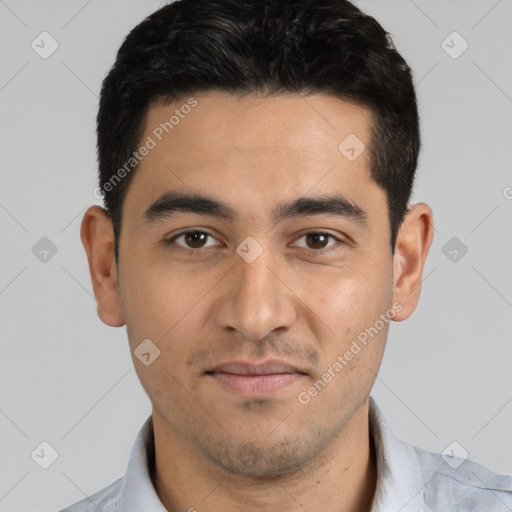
xmin=292 ymin=232 xmax=340 ymax=250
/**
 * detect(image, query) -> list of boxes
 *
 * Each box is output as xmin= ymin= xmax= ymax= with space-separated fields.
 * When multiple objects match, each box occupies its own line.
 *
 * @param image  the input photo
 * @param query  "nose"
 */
xmin=215 ymin=246 xmax=297 ymax=341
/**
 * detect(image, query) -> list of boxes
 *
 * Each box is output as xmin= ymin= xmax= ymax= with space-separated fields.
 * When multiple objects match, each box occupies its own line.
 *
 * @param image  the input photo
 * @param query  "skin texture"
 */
xmin=81 ymin=91 xmax=434 ymax=512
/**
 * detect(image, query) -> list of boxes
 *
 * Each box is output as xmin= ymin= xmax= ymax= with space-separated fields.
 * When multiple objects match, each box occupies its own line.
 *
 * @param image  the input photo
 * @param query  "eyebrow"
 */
xmin=143 ymin=191 xmax=368 ymax=227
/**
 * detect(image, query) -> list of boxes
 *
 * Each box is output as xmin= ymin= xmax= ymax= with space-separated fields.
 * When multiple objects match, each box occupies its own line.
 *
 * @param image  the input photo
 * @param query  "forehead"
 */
xmin=144 ymin=91 xmax=372 ymax=162
xmin=124 ymin=91 xmax=381 ymax=223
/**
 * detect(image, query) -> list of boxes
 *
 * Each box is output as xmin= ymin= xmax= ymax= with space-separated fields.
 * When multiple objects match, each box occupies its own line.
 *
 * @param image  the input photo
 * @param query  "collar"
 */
xmin=119 ymin=414 xmax=167 ymax=511
xmin=368 ymin=396 xmax=426 ymax=511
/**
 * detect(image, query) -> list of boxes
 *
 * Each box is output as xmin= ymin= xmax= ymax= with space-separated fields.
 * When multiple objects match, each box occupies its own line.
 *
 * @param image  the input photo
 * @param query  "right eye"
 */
xmin=164 ymin=230 xmax=222 ymax=251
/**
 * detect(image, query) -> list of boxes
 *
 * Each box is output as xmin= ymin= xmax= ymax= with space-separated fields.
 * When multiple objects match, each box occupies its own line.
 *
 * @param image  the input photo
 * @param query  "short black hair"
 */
xmin=96 ymin=0 xmax=420 ymax=262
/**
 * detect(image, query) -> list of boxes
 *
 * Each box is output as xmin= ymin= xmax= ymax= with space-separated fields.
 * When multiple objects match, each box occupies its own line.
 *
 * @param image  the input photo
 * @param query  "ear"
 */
xmin=80 ymin=205 xmax=125 ymax=327
xmin=391 ymin=202 xmax=434 ymax=321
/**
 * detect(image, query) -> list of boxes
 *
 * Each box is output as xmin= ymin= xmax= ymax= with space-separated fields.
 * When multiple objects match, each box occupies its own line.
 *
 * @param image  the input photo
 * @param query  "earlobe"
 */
xmin=391 ymin=203 xmax=434 ymax=321
xmin=80 ymin=205 xmax=125 ymax=327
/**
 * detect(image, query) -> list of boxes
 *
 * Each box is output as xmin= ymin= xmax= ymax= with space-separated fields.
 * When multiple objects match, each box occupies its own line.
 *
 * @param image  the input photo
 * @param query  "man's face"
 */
xmin=116 ymin=91 xmax=397 ymax=476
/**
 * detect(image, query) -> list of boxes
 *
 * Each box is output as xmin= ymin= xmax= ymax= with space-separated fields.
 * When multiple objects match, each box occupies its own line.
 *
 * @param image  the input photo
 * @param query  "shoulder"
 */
xmin=58 ymin=477 xmax=124 ymax=512
xmin=411 ymin=445 xmax=512 ymax=511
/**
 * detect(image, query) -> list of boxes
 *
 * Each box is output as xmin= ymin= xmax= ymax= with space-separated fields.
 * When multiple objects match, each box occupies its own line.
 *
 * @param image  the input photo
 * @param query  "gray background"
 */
xmin=1 ymin=0 xmax=511 ymax=510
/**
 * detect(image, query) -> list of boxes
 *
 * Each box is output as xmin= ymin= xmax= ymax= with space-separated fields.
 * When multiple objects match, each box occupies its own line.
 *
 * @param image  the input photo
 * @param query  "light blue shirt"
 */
xmin=60 ymin=397 xmax=512 ymax=511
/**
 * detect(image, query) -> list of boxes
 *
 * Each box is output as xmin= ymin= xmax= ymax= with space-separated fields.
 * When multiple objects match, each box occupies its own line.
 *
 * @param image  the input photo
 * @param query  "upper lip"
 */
xmin=207 ymin=359 xmax=306 ymax=376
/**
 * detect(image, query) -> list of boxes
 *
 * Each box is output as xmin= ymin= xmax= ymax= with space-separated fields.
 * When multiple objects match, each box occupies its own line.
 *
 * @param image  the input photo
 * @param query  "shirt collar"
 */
xmin=118 ymin=398 xmax=426 ymax=511
xmin=369 ymin=396 xmax=426 ymax=511
xmin=119 ymin=415 xmax=168 ymax=511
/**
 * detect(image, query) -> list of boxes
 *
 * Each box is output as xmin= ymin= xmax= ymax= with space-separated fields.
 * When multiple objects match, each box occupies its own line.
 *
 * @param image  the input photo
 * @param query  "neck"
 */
xmin=152 ymin=400 xmax=378 ymax=512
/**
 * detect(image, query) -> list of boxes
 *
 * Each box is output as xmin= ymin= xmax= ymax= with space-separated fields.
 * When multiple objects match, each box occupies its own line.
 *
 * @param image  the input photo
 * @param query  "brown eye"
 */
xmin=304 ymin=233 xmax=330 ymax=249
xmin=184 ymin=232 xmax=208 ymax=248
xmin=167 ymin=231 xmax=219 ymax=250
xmin=291 ymin=232 xmax=345 ymax=252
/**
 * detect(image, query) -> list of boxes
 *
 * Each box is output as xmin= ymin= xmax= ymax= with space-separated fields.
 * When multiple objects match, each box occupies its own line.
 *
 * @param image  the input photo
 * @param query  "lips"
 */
xmin=205 ymin=359 xmax=307 ymax=396
xmin=206 ymin=359 xmax=306 ymax=376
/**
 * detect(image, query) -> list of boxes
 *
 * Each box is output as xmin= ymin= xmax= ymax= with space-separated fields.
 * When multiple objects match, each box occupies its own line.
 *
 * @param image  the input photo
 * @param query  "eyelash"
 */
xmin=164 ymin=230 xmax=345 ymax=253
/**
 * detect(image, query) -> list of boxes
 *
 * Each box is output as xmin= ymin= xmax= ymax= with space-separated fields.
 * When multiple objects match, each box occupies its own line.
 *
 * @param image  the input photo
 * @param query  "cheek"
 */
xmin=300 ymin=268 xmax=392 ymax=333
xmin=296 ymin=264 xmax=392 ymax=388
xmin=120 ymin=264 xmax=227 ymax=394
xmin=120 ymin=261 xmax=218 ymax=342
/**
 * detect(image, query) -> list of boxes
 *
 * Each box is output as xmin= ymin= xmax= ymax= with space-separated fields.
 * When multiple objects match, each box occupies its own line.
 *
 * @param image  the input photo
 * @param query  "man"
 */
xmin=61 ymin=0 xmax=512 ymax=510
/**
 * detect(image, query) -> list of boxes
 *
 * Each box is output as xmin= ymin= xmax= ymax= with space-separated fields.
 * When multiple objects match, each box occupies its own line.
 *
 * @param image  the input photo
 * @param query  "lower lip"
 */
xmin=208 ymin=372 xmax=304 ymax=396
